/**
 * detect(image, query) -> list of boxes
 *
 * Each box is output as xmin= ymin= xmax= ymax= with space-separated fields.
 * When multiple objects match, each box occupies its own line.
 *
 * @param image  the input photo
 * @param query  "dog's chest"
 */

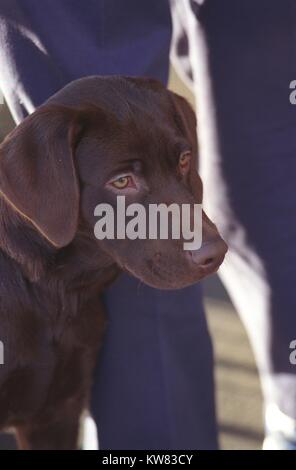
xmin=0 ymin=284 xmax=104 ymax=428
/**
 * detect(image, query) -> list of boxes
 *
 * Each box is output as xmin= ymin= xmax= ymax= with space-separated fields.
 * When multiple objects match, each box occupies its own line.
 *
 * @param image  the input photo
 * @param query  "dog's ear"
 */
xmin=0 ymin=104 xmax=86 ymax=248
xmin=170 ymin=91 xmax=198 ymax=155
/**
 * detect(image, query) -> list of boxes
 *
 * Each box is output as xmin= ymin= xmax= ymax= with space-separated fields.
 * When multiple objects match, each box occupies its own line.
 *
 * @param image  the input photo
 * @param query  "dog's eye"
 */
xmin=179 ymin=151 xmax=191 ymax=174
xmin=111 ymin=175 xmax=135 ymax=190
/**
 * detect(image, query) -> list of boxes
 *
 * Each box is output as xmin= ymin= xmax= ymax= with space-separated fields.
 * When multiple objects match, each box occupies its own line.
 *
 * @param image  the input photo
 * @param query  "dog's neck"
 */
xmin=0 ymin=195 xmax=118 ymax=289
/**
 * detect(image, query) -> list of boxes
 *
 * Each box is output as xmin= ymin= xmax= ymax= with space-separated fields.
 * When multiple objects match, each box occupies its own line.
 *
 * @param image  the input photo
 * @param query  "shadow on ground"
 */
xmin=204 ymin=275 xmax=263 ymax=450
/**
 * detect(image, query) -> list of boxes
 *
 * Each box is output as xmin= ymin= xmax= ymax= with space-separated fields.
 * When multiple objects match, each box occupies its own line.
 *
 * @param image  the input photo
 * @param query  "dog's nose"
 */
xmin=187 ymin=238 xmax=228 ymax=274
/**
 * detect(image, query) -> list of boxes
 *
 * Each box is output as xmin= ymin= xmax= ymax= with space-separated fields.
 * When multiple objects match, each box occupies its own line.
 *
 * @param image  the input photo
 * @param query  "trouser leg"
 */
xmin=178 ymin=0 xmax=296 ymax=445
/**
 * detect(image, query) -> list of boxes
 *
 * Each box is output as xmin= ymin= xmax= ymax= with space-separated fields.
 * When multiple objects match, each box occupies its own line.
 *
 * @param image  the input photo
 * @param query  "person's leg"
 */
xmin=0 ymin=0 xmax=218 ymax=449
xmin=92 ymin=275 xmax=217 ymax=450
xmin=177 ymin=0 xmax=296 ymax=448
xmin=0 ymin=0 xmax=172 ymax=122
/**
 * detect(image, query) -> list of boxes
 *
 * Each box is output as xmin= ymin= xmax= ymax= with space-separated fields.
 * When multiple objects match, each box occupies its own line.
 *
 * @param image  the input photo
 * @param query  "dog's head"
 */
xmin=0 ymin=76 xmax=227 ymax=289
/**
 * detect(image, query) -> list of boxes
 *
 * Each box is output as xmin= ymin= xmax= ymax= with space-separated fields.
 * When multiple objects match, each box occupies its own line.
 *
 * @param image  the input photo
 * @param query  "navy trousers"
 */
xmin=172 ymin=0 xmax=296 ymax=422
xmin=0 ymin=0 xmax=217 ymax=449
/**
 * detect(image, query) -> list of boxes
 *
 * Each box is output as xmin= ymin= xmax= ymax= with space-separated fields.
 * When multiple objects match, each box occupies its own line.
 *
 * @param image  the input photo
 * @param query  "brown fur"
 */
xmin=0 ymin=76 xmax=226 ymax=449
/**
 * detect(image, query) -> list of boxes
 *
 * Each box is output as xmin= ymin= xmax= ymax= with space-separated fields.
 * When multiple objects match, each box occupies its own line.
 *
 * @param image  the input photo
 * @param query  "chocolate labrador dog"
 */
xmin=0 ymin=76 xmax=227 ymax=449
